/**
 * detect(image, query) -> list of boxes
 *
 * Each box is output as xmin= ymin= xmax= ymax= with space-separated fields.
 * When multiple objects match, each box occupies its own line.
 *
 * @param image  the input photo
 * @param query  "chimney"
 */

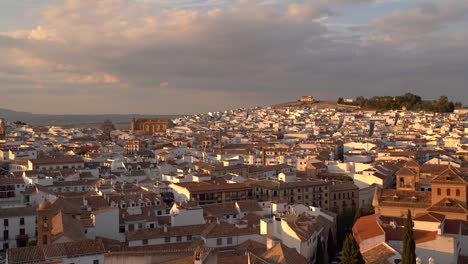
xmin=163 ymin=224 xmax=168 ymax=232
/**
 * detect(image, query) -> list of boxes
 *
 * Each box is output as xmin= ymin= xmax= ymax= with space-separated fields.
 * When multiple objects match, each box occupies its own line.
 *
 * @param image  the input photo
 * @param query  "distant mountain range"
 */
xmin=0 ymin=108 xmax=180 ymax=128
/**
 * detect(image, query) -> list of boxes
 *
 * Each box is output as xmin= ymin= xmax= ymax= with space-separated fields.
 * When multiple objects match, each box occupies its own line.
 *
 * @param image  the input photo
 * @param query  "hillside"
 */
xmin=270 ymin=101 xmax=359 ymax=110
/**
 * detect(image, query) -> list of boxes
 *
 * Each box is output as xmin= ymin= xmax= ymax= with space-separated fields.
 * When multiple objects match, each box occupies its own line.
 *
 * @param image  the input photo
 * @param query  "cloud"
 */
xmin=287 ymin=2 xmax=333 ymax=22
xmin=0 ymin=0 xmax=467 ymax=114
xmin=373 ymin=1 xmax=468 ymax=37
xmin=66 ymin=72 xmax=120 ymax=84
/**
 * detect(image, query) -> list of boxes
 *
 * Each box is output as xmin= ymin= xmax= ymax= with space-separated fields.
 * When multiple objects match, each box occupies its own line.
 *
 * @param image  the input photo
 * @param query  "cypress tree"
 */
xmin=353 ymin=208 xmax=362 ymax=224
xmin=340 ymin=234 xmax=364 ymax=264
xmin=402 ymin=209 xmax=416 ymax=264
xmin=327 ymin=228 xmax=335 ymax=261
xmin=316 ymin=235 xmax=325 ymax=264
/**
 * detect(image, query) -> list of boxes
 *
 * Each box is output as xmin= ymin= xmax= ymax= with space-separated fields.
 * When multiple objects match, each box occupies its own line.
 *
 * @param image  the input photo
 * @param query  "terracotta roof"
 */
xmin=127 ymin=224 xmax=208 ymax=241
xmin=427 ymin=198 xmax=468 ymax=214
xmin=8 ymin=239 xmax=105 ymax=264
xmin=362 ymin=243 xmax=397 ymax=264
xmin=240 ymin=213 xmax=263 ymax=227
xmin=236 ymin=200 xmax=262 ymax=212
xmin=383 ymin=225 xmax=437 ymax=244
xmin=202 ymin=222 xmax=259 ymax=238
xmin=31 ymin=156 xmax=84 ymax=165
xmin=202 ymin=202 xmax=238 ymax=216
xmin=0 ymin=206 xmax=36 ymax=218
xmin=377 ymin=189 xmax=432 ymax=208
xmin=259 ymin=243 xmax=307 ymax=264
xmin=0 ymin=176 xmax=25 ymax=185
xmin=172 ymin=181 xmax=251 ymax=193
xmin=413 ymin=212 xmax=445 ymax=223
xmin=50 ymin=211 xmax=87 ymax=242
xmin=430 ymin=166 xmax=468 ymax=185
xmin=353 ymin=214 xmax=385 ymax=244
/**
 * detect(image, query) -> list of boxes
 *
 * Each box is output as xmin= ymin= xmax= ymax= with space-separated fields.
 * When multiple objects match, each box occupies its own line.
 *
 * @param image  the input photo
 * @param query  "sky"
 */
xmin=0 ymin=0 xmax=467 ymax=114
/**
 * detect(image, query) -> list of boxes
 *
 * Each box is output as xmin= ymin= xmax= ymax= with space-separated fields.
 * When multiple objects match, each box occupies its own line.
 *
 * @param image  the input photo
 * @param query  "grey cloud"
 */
xmin=373 ymin=1 xmax=468 ymax=36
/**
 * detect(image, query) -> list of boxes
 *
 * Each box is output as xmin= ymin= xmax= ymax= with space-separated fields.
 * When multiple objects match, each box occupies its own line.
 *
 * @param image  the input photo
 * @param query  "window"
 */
xmin=3 ymin=230 xmax=8 ymax=240
xmin=187 ymin=235 xmax=192 ymax=241
xmin=447 ymin=189 xmax=451 ymax=196
xmin=227 ymin=237 xmax=233 ymax=244
xmin=456 ymin=189 xmax=460 ymax=197
xmin=216 ymin=238 xmax=222 ymax=245
xmin=142 ymin=239 xmax=148 ymax=245
xmin=93 ymin=260 xmax=99 ymax=264
xmin=19 ymin=229 xmax=25 ymax=235
xmin=437 ymin=188 xmax=441 ymax=195
xmin=4 ymin=219 xmax=8 ymax=227
xmin=165 ymin=237 xmax=170 ymax=243
xmin=176 ymin=236 xmax=182 ymax=242
xmin=119 ymin=225 xmax=125 ymax=233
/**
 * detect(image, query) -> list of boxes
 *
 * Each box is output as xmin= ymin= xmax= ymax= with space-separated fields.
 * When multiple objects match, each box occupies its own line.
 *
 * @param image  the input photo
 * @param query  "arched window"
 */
xmin=447 ymin=189 xmax=451 ymax=196
xmin=456 ymin=189 xmax=460 ymax=197
xmin=437 ymin=188 xmax=441 ymax=195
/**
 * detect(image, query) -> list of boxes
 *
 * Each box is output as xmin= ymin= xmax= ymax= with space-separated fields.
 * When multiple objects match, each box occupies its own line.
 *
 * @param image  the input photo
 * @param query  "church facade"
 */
xmin=130 ymin=118 xmax=172 ymax=135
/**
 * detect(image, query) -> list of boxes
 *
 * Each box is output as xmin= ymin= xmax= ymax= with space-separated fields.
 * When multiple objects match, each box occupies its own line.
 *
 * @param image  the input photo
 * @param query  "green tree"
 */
xmin=337 ymin=97 xmax=344 ymax=104
xmin=316 ymin=235 xmax=325 ymax=264
xmin=402 ymin=210 xmax=416 ymax=264
xmin=340 ymin=234 xmax=364 ymax=264
xmin=327 ymin=228 xmax=335 ymax=261
xmin=355 ymin=96 xmax=366 ymax=107
xmin=14 ymin=121 xmax=27 ymax=126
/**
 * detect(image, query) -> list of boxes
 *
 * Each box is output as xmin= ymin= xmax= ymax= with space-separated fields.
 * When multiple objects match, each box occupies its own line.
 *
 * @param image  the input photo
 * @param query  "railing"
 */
xmin=16 ymin=234 xmax=28 ymax=240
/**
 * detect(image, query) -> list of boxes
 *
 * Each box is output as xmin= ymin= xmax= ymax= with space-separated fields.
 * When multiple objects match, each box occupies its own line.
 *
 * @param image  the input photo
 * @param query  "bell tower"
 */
xmin=37 ymin=199 xmax=54 ymax=245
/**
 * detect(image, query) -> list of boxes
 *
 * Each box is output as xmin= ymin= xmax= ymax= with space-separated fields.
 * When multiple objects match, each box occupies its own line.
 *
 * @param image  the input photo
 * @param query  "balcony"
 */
xmin=16 ymin=234 xmax=28 ymax=240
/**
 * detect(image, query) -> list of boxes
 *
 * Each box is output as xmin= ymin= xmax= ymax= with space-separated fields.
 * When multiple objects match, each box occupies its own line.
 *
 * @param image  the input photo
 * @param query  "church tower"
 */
xmin=130 ymin=117 xmax=136 ymax=132
xmin=0 ymin=118 xmax=6 ymax=139
xmin=37 ymin=199 xmax=54 ymax=245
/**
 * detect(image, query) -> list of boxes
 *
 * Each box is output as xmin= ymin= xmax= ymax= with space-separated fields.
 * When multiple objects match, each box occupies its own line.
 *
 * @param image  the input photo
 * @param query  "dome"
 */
xmin=38 ymin=199 xmax=51 ymax=210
